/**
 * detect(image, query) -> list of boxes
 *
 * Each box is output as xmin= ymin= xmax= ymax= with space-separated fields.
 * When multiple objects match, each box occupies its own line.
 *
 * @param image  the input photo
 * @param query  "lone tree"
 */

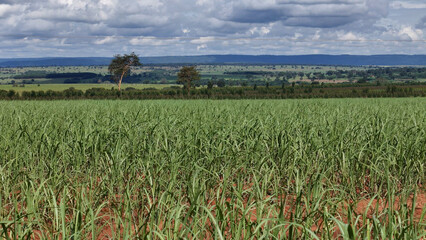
xmin=177 ymin=66 xmax=200 ymax=96
xmin=108 ymin=52 xmax=141 ymax=91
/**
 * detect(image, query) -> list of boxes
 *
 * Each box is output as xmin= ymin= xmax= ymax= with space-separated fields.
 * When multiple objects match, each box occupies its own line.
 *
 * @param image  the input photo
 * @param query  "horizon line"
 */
xmin=2 ymin=54 xmax=426 ymax=59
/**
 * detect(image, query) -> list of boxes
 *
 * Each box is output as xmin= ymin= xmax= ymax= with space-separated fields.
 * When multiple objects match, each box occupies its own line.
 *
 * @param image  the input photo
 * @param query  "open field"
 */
xmin=0 ymin=65 xmax=361 ymax=85
xmin=0 ymin=83 xmax=177 ymax=93
xmin=5 ymin=65 xmax=426 ymax=87
xmin=0 ymin=99 xmax=425 ymax=239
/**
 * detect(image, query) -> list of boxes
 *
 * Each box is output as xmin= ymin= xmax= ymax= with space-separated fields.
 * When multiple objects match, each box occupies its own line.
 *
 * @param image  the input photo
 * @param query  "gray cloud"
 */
xmin=417 ymin=16 xmax=426 ymax=29
xmin=0 ymin=0 xmax=424 ymax=57
xmin=219 ymin=0 xmax=389 ymax=28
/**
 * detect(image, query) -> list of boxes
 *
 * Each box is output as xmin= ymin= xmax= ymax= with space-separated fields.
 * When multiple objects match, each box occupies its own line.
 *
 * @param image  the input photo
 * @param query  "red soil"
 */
xmin=3 ymin=184 xmax=424 ymax=240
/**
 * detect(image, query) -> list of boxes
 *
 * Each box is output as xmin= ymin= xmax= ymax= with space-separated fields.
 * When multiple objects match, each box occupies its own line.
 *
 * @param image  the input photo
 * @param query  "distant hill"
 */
xmin=0 ymin=58 xmax=111 ymax=67
xmin=0 ymin=55 xmax=425 ymax=67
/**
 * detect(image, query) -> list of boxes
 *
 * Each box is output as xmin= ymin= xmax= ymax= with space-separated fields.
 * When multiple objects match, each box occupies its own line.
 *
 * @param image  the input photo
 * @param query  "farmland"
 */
xmin=1 ymin=65 xmax=425 ymax=90
xmin=0 ymin=98 xmax=425 ymax=239
xmin=0 ymin=65 xmax=361 ymax=87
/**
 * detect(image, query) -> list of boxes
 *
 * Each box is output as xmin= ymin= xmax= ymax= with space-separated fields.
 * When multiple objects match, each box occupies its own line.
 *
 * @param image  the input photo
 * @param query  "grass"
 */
xmin=0 ymin=83 xmax=177 ymax=93
xmin=0 ymin=98 xmax=425 ymax=239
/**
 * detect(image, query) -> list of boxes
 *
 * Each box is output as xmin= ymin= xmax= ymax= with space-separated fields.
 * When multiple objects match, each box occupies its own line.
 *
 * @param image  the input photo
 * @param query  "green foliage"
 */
xmin=108 ymin=52 xmax=142 ymax=91
xmin=0 ymin=99 xmax=424 ymax=239
xmin=0 ymin=84 xmax=424 ymax=100
xmin=217 ymin=79 xmax=226 ymax=87
xmin=207 ymin=80 xmax=214 ymax=89
xmin=177 ymin=66 xmax=200 ymax=95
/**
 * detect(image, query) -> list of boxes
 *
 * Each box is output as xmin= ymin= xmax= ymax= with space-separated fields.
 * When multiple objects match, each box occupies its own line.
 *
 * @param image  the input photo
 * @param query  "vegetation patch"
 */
xmin=0 ymin=99 xmax=424 ymax=239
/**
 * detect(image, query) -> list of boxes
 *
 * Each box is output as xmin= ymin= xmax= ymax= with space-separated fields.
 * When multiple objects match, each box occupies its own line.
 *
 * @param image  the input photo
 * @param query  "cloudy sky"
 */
xmin=0 ymin=0 xmax=425 ymax=57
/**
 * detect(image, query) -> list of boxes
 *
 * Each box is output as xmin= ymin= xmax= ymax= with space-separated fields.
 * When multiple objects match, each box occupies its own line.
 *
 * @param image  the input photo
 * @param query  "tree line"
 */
xmin=1 ymin=84 xmax=424 ymax=100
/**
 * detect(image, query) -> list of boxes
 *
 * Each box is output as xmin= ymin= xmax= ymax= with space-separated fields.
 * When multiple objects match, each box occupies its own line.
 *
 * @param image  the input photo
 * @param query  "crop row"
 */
xmin=0 ymin=99 xmax=425 ymax=239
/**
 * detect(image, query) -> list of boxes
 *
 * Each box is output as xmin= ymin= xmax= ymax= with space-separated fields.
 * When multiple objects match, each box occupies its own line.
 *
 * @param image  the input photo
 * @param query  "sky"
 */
xmin=0 ymin=0 xmax=425 ymax=57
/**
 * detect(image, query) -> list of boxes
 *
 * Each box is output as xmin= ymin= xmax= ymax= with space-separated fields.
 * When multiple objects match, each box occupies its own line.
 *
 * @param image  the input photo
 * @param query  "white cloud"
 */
xmin=0 ymin=3 xmax=26 ymax=17
xmin=249 ymin=24 xmax=273 ymax=36
xmin=338 ymin=32 xmax=366 ymax=41
xmin=312 ymin=30 xmax=321 ymax=40
xmin=398 ymin=26 xmax=423 ymax=40
xmin=197 ymin=44 xmax=207 ymax=51
xmin=190 ymin=37 xmax=216 ymax=44
xmin=94 ymin=36 xmax=116 ymax=45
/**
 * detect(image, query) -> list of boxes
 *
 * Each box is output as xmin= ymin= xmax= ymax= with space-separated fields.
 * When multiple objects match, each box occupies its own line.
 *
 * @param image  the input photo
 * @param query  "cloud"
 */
xmin=0 ymin=0 xmax=424 ymax=57
xmin=0 ymin=3 xmax=26 ymax=18
xmin=197 ymin=44 xmax=207 ymax=51
xmin=417 ymin=16 xmax=426 ymax=29
xmin=398 ymin=26 xmax=423 ymax=41
xmin=106 ymin=14 xmax=169 ymax=29
xmin=190 ymin=37 xmax=216 ymax=44
xmin=390 ymin=1 xmax=426 ymax=9
xmin=129 ymin=37 xmax=181 ymax=46
xmin=0 ymin=0 xmax=392 ymax=38
xmin=220 ymin=0 xmax=389 ymax=28
xmin=248 ymin=25 xmax=273 ymax=36
xmin=94 ymin=36 xmax=116 ymax=45
xmin=337 ymin=31 xmax=366 ymax=41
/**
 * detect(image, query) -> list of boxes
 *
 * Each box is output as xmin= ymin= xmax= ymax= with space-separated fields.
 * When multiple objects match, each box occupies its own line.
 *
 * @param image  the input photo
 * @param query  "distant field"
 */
xmin=0 ymin=83 xmax=178 ymax=93
xmin=1 ymin=65 xmax=425 ymax=87
xmin=0 ymin=65 xmax=371 ymax=84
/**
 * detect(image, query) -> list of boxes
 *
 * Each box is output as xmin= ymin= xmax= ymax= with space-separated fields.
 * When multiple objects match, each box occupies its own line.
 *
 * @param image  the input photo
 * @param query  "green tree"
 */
xmin=177 ymin=66 xmax=201 ymax=96
xmin=217 ymin=79 xmax=226 ymax=88
xmin=108 ymin=52 xmax=142 ymax=91
xmin=207 ymin=80 xmax=214 ymax=89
